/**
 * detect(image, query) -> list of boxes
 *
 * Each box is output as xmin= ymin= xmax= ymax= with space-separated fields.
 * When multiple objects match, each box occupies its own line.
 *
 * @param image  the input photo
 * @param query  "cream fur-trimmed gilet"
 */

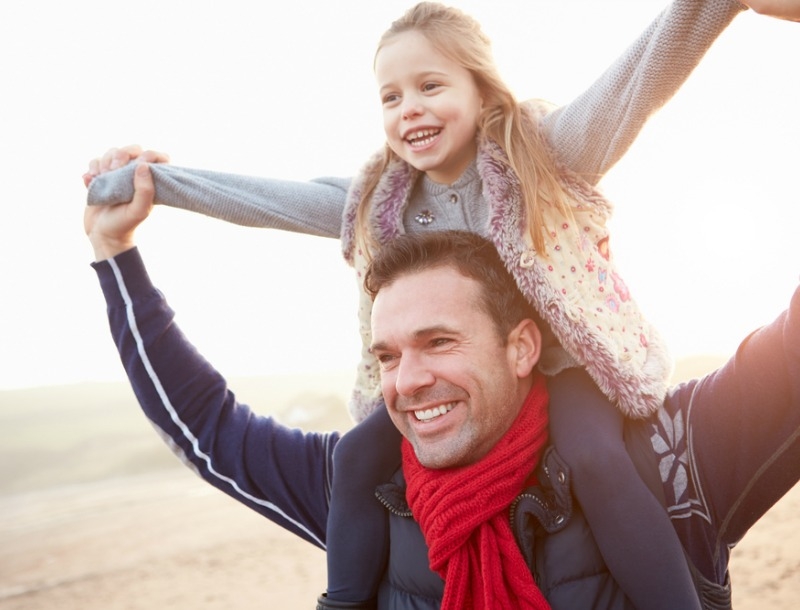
xmin=341 ymin=103 xmax=672 ymax=424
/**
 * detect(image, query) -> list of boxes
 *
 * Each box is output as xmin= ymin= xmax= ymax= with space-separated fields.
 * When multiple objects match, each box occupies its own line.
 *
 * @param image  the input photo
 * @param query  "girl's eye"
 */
xmin=422 ymin=82 xmax=440 ymax=92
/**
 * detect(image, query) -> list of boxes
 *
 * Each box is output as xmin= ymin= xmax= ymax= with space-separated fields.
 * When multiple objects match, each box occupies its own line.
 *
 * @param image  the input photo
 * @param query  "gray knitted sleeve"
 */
xmin=542 ymin=0 xmax=746 ymax=184
xmin=87 ymin=162 xmax=350 ymax=239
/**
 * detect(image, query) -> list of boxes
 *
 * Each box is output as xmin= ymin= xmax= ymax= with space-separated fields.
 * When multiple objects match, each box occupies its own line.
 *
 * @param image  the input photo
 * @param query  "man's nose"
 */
xmin=394 ymin=353 xmax=435 ymax=397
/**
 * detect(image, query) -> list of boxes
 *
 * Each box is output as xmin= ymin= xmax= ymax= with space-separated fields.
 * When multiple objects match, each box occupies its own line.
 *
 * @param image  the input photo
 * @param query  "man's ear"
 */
xmin=507 ymin=318 xmax=542 ymax=379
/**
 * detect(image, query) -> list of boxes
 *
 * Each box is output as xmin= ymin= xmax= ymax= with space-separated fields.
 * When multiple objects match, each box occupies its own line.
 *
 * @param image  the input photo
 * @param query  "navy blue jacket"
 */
xmin=93 ymin=247 xmax=800 ymax=608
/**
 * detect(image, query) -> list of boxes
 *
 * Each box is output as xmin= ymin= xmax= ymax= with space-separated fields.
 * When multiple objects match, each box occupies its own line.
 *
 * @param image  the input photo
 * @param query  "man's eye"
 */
xmin=376 ymin=353 xmax=397 ymax=366
xmin=431 ymin=337 xmax=451 ymax=348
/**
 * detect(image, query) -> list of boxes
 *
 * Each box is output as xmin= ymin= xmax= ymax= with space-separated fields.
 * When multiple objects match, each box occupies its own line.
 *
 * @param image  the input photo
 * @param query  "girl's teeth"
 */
xmin=411 ymin=135 xmax=436 ymax=147
xmin=408 ymin=129 xmax=439 ymax=147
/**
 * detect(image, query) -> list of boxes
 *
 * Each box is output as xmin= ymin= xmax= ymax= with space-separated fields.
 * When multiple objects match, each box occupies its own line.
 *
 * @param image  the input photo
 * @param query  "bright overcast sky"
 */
xmin=1 ymin=1 xmax=798 ymax=390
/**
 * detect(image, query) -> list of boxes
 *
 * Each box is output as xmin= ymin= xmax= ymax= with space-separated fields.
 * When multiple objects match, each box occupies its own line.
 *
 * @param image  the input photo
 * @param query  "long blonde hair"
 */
xmin=356 ymin=2 xmax=572 ymax=257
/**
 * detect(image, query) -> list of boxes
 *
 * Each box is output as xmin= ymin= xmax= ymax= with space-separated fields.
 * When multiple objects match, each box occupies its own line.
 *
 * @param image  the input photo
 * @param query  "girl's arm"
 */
xmin=86 ymin=146 xmax=351 ymax=239
xmin=541 ymin=0 xmax=746 ymax=184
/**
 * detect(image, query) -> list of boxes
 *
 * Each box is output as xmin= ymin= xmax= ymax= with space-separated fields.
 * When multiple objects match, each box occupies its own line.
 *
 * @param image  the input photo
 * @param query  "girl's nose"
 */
xmin=401 ymin=98 xmax=424 ymax=120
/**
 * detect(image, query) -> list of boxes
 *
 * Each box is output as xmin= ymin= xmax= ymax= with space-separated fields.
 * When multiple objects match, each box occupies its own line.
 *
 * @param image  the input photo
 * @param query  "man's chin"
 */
xmin=410 ymin=437 xmax=471 ymax=470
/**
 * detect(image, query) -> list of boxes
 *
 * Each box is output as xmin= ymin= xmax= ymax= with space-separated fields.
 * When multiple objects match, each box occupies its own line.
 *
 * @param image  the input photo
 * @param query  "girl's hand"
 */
xmin=742 ymin=0 xmax=800 ymax=21
xmin=82 ymin=144 xmax=170 ymax=188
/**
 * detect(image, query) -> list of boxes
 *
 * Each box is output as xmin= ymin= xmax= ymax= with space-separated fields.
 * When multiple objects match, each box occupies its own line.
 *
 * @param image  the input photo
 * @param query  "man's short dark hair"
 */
xmin=364 ymin=231 xmax=540 ymax=340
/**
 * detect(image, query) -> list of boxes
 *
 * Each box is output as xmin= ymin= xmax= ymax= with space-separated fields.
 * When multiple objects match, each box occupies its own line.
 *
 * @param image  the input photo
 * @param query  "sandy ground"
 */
xmin=2 ymin=368 xmax=799 ymax=608
xmin=0 ymin=470 xmax=328 ymax=609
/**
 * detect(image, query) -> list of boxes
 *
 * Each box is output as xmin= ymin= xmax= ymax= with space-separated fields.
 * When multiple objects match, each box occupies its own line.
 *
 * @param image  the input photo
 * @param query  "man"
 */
xmin=85 ymin=163 xmax=800 ymax=609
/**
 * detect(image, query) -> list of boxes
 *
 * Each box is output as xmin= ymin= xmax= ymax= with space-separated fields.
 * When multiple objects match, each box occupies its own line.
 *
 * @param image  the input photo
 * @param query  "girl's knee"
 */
xmin=547 ymin=368 xmax=629 ymax=476
xmin=333 ymin=406 xmax=400 ymax=482
xmin=333 ymin=423 xmax=378 ymax=476
xmin=560 ymin=433 xmax=632 ymax=480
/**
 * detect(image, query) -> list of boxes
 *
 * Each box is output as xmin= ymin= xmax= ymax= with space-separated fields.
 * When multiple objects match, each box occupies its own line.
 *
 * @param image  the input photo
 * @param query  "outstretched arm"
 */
xmin=660 ymin=283 xmax=800 ymax=546
xmin=84 ymin=145 xmax=351 ymax=238
xmin=543 ymin=0 xmax=746 ymax=183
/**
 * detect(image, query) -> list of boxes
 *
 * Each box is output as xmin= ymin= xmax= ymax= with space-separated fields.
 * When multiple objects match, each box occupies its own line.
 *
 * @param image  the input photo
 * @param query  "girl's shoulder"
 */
xmin=520 ymin=98 xmax=558 ymax=120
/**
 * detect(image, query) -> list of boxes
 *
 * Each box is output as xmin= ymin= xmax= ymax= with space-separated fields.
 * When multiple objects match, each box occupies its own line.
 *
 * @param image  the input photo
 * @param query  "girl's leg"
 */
xmin=548 ymin=368 xmax=701 ymax=610
xmin=323 ymin=404 xmax=400 ymax=606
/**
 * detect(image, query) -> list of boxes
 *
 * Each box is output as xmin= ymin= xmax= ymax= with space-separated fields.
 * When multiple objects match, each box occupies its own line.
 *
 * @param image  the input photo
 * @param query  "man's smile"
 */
xmin=413 ymin=401 xmax=456 ymax=422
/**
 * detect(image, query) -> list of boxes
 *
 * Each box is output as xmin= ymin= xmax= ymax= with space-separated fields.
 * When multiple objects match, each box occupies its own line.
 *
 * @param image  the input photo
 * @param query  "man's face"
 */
xmin=370 ymin=265 xmax=534 ymax=469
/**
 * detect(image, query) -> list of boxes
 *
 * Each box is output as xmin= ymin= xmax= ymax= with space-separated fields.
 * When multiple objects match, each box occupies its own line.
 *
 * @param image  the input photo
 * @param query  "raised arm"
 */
xmin=85 ymin=164 xmax=337 ymax=548
xmin=542 ymin=0 xmax=746 ymax=183
xmin=660 ymin=283 xmax=800 ymax=548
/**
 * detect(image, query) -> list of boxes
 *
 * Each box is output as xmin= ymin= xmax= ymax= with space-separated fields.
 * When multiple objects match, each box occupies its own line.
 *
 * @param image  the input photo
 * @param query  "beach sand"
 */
xmin=1 ymin=366 xmax=798 ymax=608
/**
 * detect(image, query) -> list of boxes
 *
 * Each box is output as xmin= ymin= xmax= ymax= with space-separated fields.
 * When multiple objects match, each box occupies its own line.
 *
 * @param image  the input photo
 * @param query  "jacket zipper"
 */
xmin=375 ymin=492 xmax=413 ymax=518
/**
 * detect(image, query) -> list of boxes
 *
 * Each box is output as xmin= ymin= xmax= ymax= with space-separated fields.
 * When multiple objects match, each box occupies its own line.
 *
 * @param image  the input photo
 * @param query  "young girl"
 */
xmin=85 ymin=1 xmax=776 ymax=607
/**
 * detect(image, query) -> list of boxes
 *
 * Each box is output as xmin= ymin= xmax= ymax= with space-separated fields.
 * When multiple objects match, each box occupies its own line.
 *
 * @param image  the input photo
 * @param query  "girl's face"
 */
xmin=375 ymin=30 xmax=483 ymax=185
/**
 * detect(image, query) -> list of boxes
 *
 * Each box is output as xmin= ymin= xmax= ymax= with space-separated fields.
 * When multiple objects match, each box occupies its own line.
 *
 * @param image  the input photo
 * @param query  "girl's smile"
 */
xmin=404 ymin=128 xmax=442 ymax=149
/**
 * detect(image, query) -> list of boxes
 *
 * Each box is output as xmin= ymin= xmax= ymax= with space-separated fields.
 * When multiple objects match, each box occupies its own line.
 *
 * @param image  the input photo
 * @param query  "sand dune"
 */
xmin=1 ymin=367 xmax=798 ymax=608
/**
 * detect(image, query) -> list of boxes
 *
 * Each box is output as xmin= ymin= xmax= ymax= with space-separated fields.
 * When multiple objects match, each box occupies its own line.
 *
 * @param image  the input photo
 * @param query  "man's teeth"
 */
xmin=414 ymin=403 xmax=455 ymax=422
xmin=407 ymin=129 xmax=440 ymax=147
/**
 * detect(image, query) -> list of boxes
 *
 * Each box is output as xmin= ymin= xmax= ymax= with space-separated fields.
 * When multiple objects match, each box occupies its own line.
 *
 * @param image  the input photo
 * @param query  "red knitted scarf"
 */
xmin=402 ymin=373 xmax=551 ymax=610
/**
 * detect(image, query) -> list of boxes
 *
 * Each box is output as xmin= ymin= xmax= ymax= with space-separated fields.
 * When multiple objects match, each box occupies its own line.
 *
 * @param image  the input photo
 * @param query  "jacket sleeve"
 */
xmin=92 ymin=247 xmax=337 ymax=549
xmin=87 ymin=162 xmax=351 ymax=238
xmin=663 ymin=282 xmax=800 ymax=548
xmin=541 ymin=0 xmax=746 ymax=184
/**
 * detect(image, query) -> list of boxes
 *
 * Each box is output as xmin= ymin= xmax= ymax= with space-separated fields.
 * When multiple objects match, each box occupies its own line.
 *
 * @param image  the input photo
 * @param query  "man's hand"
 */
xmin=82 ymin=144 xmax=170 ymax=188
xmin=742 ymin=0 xmax=800 ymax=21
xmin=84 ymin=162 xmax=155 ymax=261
